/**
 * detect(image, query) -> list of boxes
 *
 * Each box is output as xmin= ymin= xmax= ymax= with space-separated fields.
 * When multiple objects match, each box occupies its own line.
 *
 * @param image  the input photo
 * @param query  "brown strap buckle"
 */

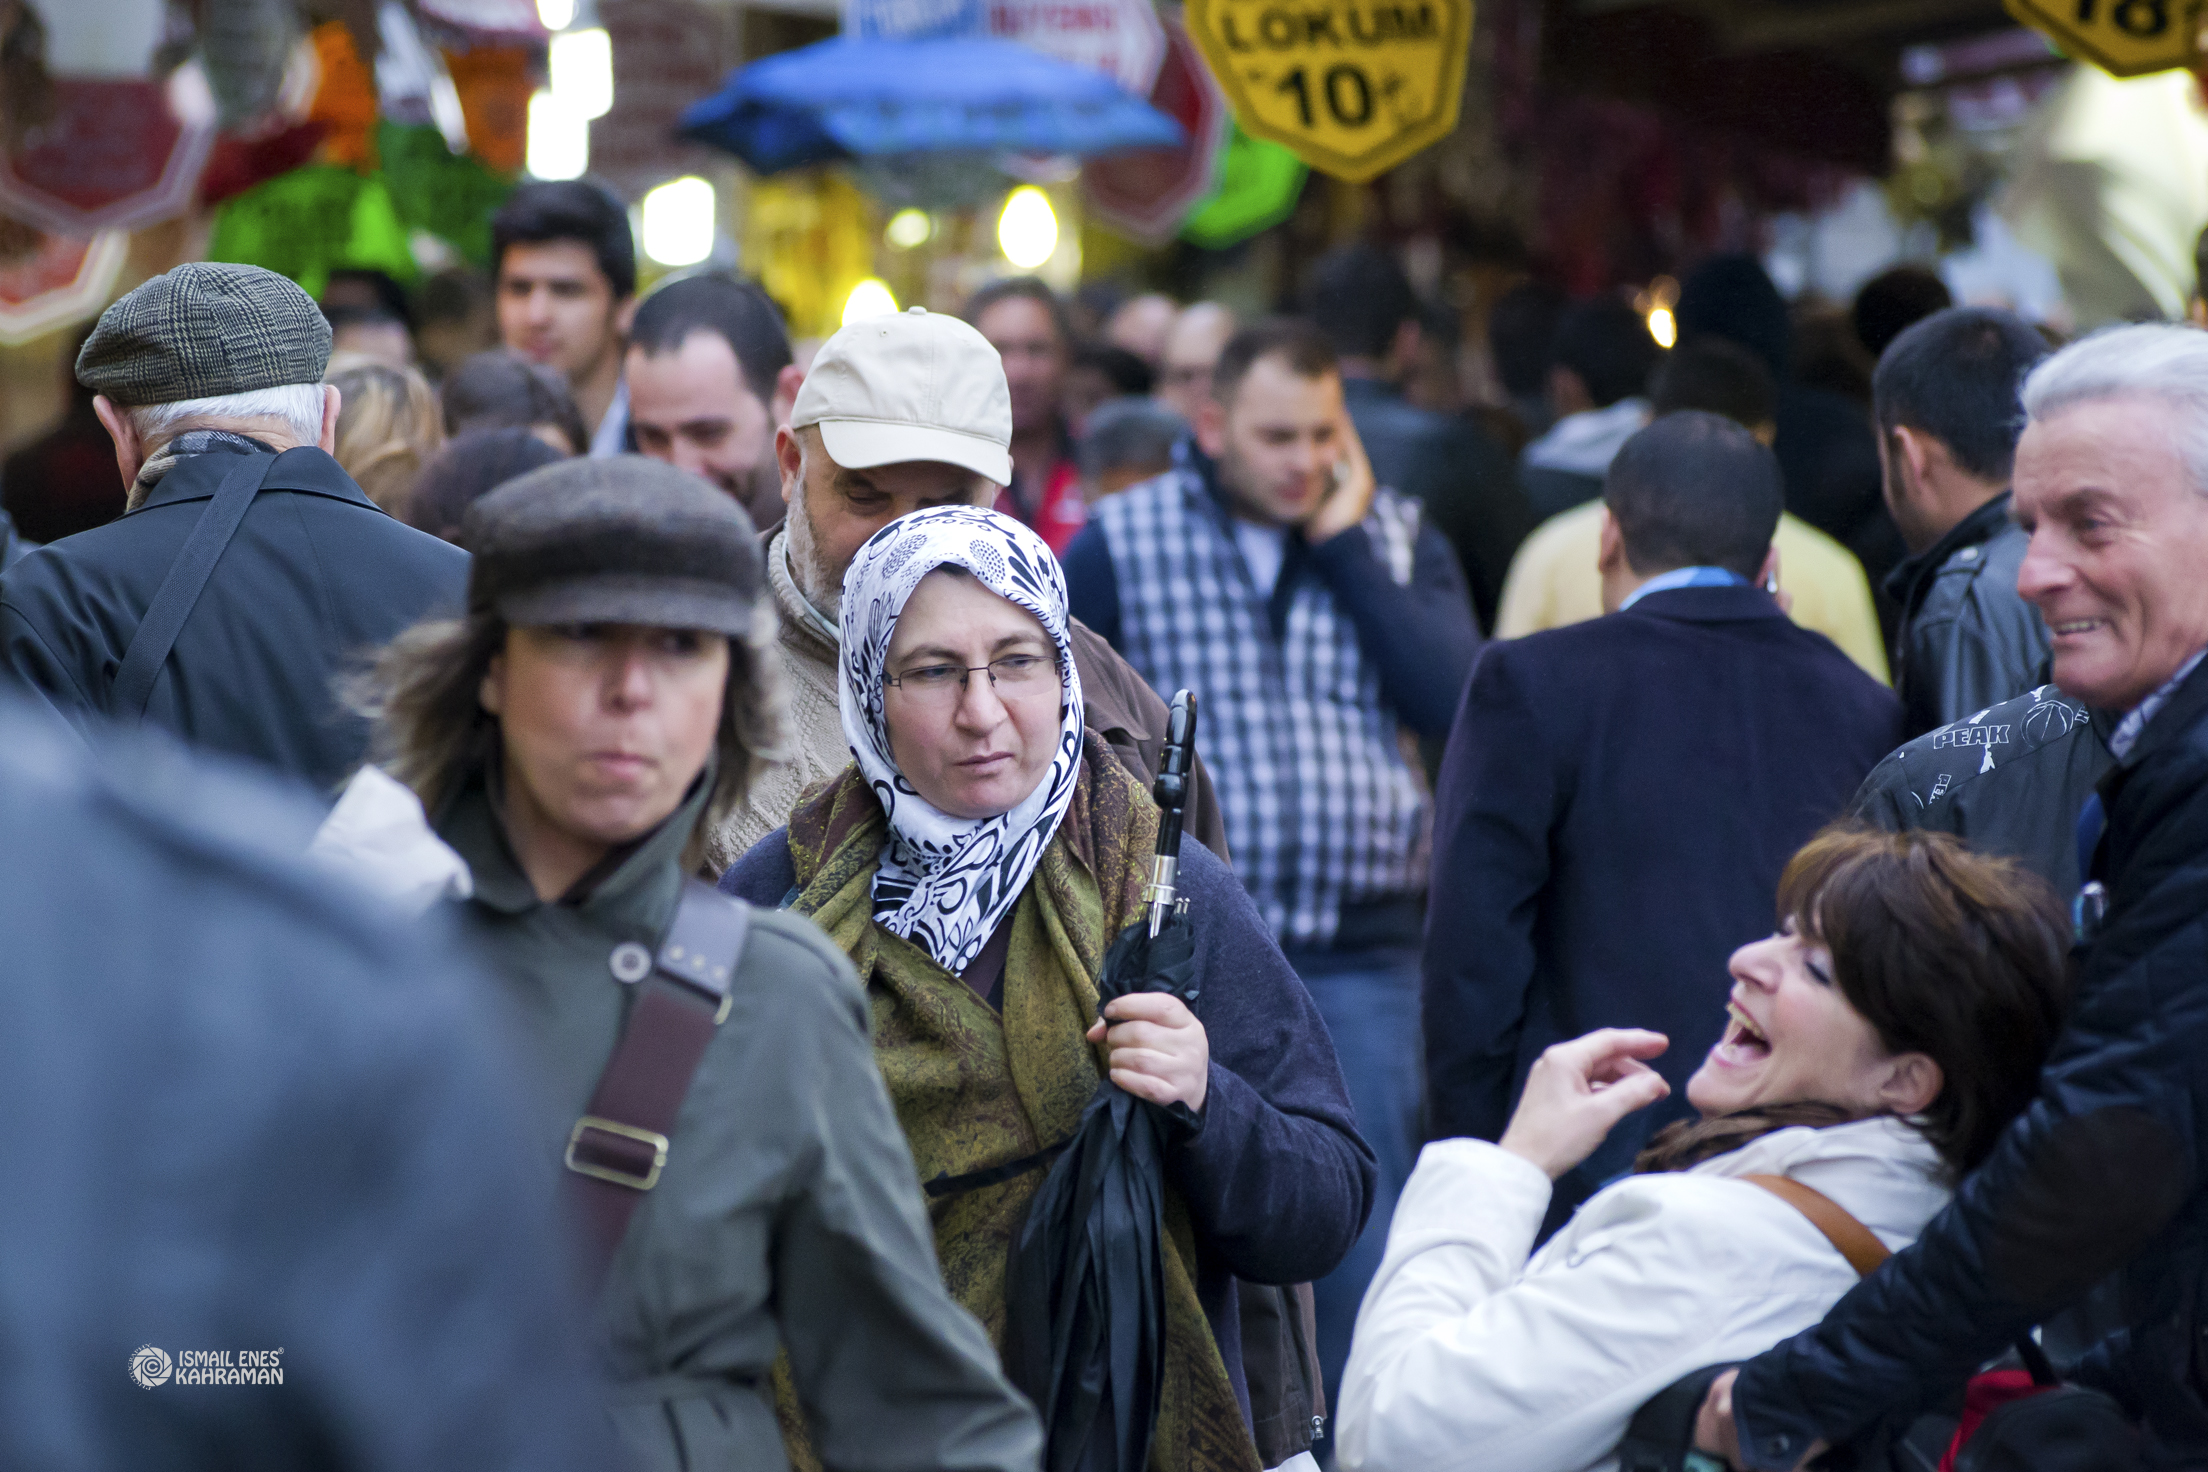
xmin=565 ymin=1116 xmax=670 ymax=1191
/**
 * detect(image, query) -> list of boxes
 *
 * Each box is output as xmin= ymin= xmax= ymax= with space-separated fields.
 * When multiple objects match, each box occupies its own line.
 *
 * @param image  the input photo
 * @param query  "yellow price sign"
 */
xmin=1184 ymin=0 xmax=1473 ymax=183
xmin=2002 ymin=0 xmax=2201 ymax=76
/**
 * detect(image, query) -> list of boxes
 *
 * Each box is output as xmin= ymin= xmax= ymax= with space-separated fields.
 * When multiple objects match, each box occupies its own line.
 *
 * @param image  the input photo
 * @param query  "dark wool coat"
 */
xmin=1734 ymin=655 xmax=2208 ymax=1467
xmin=0 ymin=445 xmax=466 ymax=794
xmin=1423 ymin=585 xmax=1905 ymax=1225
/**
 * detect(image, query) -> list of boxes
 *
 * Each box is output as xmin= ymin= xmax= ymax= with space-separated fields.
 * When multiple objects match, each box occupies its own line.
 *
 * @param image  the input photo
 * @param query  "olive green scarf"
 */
xmin=775 ymin=734 xmax=1260 ymax=1472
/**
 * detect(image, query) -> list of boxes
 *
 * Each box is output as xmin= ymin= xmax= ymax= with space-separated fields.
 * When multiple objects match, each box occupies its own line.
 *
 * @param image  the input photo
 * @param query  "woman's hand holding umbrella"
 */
xmin=1087 ymin=995 xmax=1210 ymax=1112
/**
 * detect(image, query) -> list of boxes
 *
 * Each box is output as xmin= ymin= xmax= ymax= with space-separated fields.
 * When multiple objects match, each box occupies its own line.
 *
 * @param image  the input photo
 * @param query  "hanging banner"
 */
xmin=1184 ymin=0 xmax=1471 ymax=182
xmin=0 ymin=230 xmax=129 ymax=347
xmin=1084 ymin=15 xmax=1229 ymax=241
xmin=989 ymin=0 xmax=1168 ymax=99
xmin=2001 ymin=0 xmax=2201 ymax=78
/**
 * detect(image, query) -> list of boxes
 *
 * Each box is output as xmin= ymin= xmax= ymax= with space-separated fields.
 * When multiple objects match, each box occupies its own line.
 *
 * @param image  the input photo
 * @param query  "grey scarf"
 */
xmin=128 ymin=430 xmax=274 ymax=510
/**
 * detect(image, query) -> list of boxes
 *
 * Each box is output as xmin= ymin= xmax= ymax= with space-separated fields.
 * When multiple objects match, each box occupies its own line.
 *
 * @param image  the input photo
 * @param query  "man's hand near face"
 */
xmin=1303 ymin=410 xmax=1377 ymax=544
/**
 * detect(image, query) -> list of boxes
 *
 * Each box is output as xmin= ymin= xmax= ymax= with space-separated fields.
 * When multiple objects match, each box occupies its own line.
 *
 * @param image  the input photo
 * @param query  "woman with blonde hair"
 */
xmin=326 ymin=352 xmax=442 ymax=516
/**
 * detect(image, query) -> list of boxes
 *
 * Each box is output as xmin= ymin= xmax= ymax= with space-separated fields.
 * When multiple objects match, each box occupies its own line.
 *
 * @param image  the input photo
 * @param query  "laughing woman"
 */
xmin=721 ymin=505 xmax=1374 ymax=1472
xmin=1335 ymin=828 xmax=2070 ymax=1472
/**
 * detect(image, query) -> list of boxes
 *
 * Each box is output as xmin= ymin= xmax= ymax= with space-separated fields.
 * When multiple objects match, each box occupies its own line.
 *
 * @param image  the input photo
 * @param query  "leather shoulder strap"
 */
xmin=111 ymin=454 xmax=272 ymax=721
xmin=1743 ymin=1173 xmax=1892 ymax=1278
xmin=561 ymin=879 xmax=752 ymax=1283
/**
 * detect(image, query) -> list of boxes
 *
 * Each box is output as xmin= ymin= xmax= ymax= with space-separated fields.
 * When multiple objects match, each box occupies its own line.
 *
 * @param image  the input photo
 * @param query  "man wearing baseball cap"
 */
xmin=0 ymin=262 xmax=466 ymax=793
xmin=706 ymin=304 xmax=1227 ymax=877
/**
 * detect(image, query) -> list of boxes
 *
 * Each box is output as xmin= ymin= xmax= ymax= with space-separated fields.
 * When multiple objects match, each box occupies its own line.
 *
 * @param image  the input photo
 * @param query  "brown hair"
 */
xmin=351 ymin=610 xmax=782 ymax=873
xmin=1211 ymin=318 xmax=1338 ymax=405
xmin=1638 ymin=827 xmax=2071 ymax=1178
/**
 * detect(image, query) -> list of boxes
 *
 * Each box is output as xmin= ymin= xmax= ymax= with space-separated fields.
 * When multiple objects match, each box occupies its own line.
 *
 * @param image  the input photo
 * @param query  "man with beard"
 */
xmin=625 ymin=274 xmax=800 ymax=531
xmin=1062 ymin=318 xmax=1479 ymax=1423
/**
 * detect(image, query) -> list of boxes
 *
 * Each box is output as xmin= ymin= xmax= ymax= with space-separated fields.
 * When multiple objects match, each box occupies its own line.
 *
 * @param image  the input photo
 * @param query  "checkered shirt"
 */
xmin=1089 ymin=465 xmax=1429 ymax=946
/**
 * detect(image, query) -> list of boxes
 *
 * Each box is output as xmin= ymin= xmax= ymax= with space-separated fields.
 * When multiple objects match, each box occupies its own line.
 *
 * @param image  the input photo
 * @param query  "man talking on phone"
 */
xmin=1062 ymin=317 xmax=1479 ymax=1420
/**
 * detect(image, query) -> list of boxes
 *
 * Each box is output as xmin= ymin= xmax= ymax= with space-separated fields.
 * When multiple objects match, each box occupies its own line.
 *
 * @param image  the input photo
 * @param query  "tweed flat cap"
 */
xmin=463 ymin=457 xmax=764 ymax=637
xmin=77 ymin=263 xmax=333 ymax=406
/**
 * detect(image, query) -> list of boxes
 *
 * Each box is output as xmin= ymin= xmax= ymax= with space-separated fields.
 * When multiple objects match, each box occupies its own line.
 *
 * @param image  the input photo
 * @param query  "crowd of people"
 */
xmin=3 ymin=174 xmax=2208 ymax=1472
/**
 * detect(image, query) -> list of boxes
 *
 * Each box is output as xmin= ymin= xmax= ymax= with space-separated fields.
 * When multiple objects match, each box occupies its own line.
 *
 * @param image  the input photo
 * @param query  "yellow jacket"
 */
xmin=1492 ymin=501 xmax=1890 ymax=685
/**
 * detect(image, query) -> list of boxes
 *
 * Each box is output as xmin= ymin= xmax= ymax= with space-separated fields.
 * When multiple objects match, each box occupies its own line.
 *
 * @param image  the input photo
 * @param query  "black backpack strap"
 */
xmin=110 ymin=454 xmax=273 ymax=721
xmin=560 ymin=879 xmax=752 ymax=1282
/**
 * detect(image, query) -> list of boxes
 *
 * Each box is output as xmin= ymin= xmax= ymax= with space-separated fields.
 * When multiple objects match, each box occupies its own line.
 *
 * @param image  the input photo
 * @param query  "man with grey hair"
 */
xmin=1076 ymin=397 xmax=1188 ymax=503
xmin=1699 ymin=322 xmax=2208 ymax=1467
xmin=0 ymin=263 xmax=466 ymax=792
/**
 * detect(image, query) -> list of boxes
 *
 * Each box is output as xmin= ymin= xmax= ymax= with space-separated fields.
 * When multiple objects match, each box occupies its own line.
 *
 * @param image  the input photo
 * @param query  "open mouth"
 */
xmin=2051 ymin=618 xmax=2106 ymax=638
xmin=1712 ymin=1000 xmax=1772 ymax=1066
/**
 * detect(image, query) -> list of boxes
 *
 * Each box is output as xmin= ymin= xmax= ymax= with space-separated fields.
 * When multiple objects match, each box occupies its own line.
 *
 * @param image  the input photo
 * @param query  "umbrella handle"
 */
xmin=1143 ymin=691 xmax=1199 ymax=937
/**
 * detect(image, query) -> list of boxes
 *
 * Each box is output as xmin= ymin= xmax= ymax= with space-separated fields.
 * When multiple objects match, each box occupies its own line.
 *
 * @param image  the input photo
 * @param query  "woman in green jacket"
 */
xmin=358 ymin=457 xmax=1040 ymax=1472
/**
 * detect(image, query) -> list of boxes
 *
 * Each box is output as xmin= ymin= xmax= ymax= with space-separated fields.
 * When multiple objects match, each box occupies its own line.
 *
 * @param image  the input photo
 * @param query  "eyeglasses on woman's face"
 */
xmin=884 ymin=651 xmax=1057 ymax=705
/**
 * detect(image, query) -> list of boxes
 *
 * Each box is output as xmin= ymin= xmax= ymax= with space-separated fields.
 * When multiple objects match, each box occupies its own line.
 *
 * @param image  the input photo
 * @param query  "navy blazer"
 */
xmin=1422 ymin=584 xmax=1904 ymax=1221
xmin=0 ymin=446 xmax=467 ymax=796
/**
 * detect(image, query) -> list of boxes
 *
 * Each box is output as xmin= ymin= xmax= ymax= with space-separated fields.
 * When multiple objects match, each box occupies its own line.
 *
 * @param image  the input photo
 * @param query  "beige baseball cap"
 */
xmin=791 ymin=306 xmax=1013 ymax=485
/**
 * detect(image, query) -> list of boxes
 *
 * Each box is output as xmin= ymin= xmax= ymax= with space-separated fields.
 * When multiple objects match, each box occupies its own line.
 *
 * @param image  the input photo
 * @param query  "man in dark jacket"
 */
xmin=1424 ymin=411 xmax=1903 ymax=1228
xmin=0 ymin=695 xmax=611 ymax=1472
xmin=0 ymin=263 xmax=467 ymax=795
xmin=1852 ymin=684 xmax=2112 ymax=895
xmin=1307 ymin=245 xmax=1533 ymax=632
xmin=1699 ymin=323 xmax=2208 ymax=1468
xmin=1516 ymin=295 xmax=1661 ymax=522
xmin=1875 ymin=307 xmax=2052 ymax=737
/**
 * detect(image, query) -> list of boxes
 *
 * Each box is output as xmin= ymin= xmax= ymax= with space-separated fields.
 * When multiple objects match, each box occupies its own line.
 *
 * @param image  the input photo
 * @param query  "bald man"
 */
xmin=1156 ymin=302 xmax=1237 ymax=424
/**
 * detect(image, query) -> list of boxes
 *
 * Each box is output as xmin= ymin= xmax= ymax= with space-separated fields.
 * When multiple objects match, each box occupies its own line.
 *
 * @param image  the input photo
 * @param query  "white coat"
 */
xmin=1336 ymin=1116 xmax=1948 ymax=1472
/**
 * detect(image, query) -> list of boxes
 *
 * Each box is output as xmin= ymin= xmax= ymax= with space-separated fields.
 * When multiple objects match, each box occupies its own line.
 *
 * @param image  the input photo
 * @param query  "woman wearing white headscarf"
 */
xmin=722 ymin=505 xmax=1373 ymax=1472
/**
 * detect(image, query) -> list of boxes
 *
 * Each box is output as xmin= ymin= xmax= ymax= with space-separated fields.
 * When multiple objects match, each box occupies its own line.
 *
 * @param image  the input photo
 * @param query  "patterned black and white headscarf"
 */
xmin=838 ymin=505 xmax=1085 ymax=974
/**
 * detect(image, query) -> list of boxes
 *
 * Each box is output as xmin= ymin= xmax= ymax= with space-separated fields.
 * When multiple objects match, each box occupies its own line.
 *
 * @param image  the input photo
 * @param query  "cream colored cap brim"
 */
xmin=816 ymin=417 xmax=1012 ymax=487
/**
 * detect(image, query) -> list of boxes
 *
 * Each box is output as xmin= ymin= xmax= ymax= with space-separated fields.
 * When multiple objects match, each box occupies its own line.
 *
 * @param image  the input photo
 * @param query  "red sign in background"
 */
xmin=0 ymin=79 xmax=214 ymax=236
xmin=1083 ymin=16 xmax=1230 ymax=243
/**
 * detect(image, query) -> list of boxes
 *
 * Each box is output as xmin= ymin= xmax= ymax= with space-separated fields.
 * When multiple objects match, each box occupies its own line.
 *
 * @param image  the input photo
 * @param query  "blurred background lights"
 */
xmin=885 ymin=208 xmax=932 ymax=249
xmin=535 ymin=0 xmax=576 ymax=29
xmin=842 ymin=278 xmax=899 ymax=324
xmin=525 ymin=91 xmax=588 ymax=179
xmin=1634 ymin=275 xmax=1681 ymax=349
xmin=641 ymin=177 xmax=716 ymax=267
xmin=997 ymin=187 xmax=1057 ymax=270
xmin=548 ymin=28 xmax=613 ymax=120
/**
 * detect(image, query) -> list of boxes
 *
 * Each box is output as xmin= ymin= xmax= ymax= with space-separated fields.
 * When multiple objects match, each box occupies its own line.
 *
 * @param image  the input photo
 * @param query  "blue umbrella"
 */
xmin=678 ymin=36 xmax=1185 ymax=175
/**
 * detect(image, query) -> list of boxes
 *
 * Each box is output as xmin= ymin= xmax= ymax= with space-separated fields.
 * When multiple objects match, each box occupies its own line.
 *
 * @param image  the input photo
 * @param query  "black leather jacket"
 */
xmin=1885 ymin=492 xmax=2051 ymax=738
xmin=1736 ymin=656 xmax=2208 ymax=1466
xmin=1852 ymin=682 xmax=2114 ymax=897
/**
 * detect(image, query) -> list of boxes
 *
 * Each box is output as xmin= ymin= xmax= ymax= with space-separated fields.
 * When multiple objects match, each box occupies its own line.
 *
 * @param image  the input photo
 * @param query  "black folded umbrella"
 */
xmin=1005 ymin=692 xmax=1201 ymax=1472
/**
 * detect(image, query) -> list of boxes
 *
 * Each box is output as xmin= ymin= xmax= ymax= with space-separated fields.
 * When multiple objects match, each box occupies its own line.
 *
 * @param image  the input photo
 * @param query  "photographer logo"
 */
xmin=129 ymin=1346 xmax=172 ymax=1389
xmin=128 ymin=1346 xmax=283 ymax=1387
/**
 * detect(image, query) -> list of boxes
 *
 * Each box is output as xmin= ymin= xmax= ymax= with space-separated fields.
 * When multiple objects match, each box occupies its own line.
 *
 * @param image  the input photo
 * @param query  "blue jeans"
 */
xmin=1280 ymin=943 xmax=1424 ymax=1445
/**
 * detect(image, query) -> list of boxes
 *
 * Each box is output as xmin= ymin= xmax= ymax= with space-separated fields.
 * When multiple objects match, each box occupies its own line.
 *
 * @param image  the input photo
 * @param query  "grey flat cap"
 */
xmin=463 ymin=457 xmax=764 ymax=637
xmin=77 ymin=263 xmax=333 ymax=406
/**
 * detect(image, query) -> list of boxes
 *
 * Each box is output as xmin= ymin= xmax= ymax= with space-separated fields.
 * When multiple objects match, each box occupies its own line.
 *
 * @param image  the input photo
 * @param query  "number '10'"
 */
xmin=1276 ymin=65 xmax=1374 ymax=127
xmin=2073 ymin=0 xmax=2171 ymax=35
